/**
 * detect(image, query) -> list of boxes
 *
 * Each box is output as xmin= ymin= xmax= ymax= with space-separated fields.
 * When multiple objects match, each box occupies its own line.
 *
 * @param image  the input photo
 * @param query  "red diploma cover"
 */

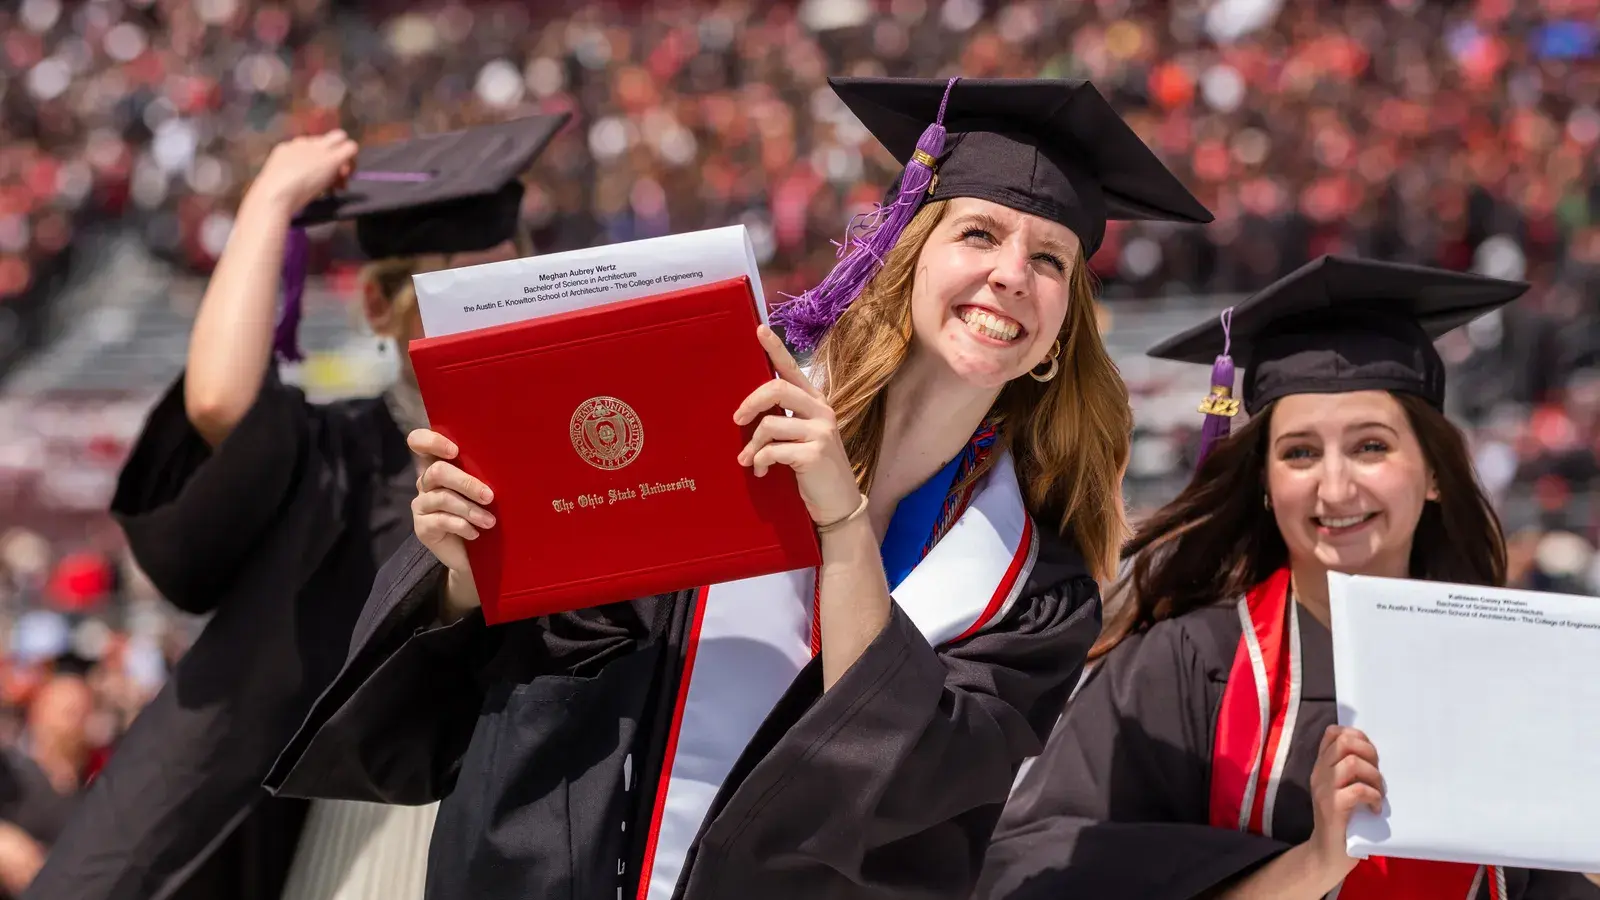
xmin=408 ymin=276 xmax=821 ymax=624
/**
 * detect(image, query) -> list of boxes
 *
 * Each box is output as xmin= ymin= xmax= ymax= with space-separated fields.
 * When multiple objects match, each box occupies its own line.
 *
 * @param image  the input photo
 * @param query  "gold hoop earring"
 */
xmin=1029 ymin=340 xmax=1061 ymax=383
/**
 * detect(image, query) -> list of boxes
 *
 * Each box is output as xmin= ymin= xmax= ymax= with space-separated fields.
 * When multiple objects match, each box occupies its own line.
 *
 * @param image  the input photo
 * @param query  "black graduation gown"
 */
xmin=23 ymin=368 xmax=416 ymax=900
xmin=0 ymin=748 xmax=74 ymax=848
xmin=976 ymin=603 xmax=1600 ymax=900
xmin=264 ymin=523 xmax=1102 ymax=900
xmin=0 ymin=749 xmax=73 ymax=900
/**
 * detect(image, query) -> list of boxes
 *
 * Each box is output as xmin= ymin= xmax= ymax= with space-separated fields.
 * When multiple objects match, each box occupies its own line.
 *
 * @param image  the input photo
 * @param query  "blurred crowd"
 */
xmin=6 ymin=0 xmax=1598 ymax=294
xmin=1 ymin=0 xmax=1600 ymax=853
xmin=0 ymin=523 xmax=185 ymax=890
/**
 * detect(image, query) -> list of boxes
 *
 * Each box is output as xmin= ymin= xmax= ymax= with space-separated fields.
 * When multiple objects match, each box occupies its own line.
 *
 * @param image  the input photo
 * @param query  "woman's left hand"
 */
xmin=734 ymin=325 xmax=862 ymax=527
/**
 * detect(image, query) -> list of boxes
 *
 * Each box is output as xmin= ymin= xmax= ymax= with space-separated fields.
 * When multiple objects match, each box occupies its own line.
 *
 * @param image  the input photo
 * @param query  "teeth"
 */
xmin=959 ymin=308 xmax=1020 ymax=342
xmin=1320 ymin=515 xmax=1371 ymax=528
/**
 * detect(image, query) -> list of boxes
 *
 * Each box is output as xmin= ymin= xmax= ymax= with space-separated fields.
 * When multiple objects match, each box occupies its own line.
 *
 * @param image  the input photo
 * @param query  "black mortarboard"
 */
xmin=1149 ymin=255 xmax=1530 ymax=463
xmin=772 ymin=76 xmax=1213 ymax=351
xmin=832 ymin=76 xmax=1213 ymax=258
xmin=293 ymin=113 xmax=570 ymax=259
xmin=274 ymin=113 xmax=570 ymax=360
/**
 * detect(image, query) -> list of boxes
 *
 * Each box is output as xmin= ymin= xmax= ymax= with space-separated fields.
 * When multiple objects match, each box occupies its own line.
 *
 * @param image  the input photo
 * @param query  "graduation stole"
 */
xmin=1209 ymin=568 xmax=1507 ymax=900
xmin=635 ymin=448 xmax=1039 ymax=900
xmin=809 ymin=417 xmax=1001 ymax=653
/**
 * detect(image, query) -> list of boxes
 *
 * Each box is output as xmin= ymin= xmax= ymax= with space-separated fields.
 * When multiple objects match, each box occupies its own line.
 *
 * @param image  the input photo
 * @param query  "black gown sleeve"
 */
xmin=263 ymin=538 xmax=487 ymax=805
xmin=0 ymin=751 xmax=71 ymax=847
xmin=1524 ymin=871 xmax=1600 ymax=899
xmin=110 ymin=367 xmax=320 ymax=614
xmin=264 ymin=536 xmax=657 ymax=806
xmin=688 ymin=574 xmax=1102 ymax=899
xmin=975 ymin=617 xmax=1287 ymax=900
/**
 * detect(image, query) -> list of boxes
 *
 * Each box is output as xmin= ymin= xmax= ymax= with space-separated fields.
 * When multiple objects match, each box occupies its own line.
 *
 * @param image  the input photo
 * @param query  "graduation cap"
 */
xmin=1148 ymin=255 xmax=1531 ymax=465
xmin=771 ymin=76 xmax=1213 ymax=350
xmin=273 ymin=113 xmax=570 ymax=361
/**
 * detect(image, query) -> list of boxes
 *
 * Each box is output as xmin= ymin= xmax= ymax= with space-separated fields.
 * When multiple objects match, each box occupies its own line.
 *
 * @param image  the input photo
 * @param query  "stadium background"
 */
xmin=0 ymin=0 xmax=1597 ymax=770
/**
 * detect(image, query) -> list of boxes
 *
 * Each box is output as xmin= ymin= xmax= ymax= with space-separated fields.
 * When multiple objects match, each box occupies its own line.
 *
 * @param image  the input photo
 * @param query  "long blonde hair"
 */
xmin=810 ymin=200 xmax=1132 ymax=582
xmin=357 ymin=228 xmax=536 ymax=337
xmin=358 ymin=256 xmax=428 ymax=337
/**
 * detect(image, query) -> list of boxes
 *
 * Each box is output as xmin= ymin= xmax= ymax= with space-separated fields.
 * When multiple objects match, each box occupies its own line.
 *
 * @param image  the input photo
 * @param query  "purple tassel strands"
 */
xmin=771 ymin=77 xmax=961 ymax=352
xmin=1195 ymin=306 xmax=1239 ymax=468
xmin=273 ymin=226 xmax=310 ymax=362
xmin=269 ymin=171 xmax=435 ymax=363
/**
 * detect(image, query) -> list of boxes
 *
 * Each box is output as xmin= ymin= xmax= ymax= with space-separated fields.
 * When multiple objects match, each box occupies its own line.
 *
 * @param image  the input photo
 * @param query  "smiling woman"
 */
xmin=814 ymin=194 xmax=1128 ymax=582
xmin=1095 ymin=386 xmax=1503 ymax=644
xmin=263 ymin=75 xmax=1214 ymax=900
xmin=978 ymin=256 xmax=1600 ymax=900
xmin=1267 ymin=391 xmax=1451 ymax=580
xmin=912 ymin=205 xmax=1077 ymax=383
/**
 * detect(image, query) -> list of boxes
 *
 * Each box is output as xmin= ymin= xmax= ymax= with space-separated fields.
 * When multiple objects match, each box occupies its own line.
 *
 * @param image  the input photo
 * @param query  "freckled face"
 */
xmin=906 ymin=197 xmax=1080 ymax=389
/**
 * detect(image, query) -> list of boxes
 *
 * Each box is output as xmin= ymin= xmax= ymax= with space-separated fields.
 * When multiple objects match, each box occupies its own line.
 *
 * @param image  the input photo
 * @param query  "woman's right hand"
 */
xmin=409 ymin=429 xmax=496 ymax=619
xmin=244 ymin=129 xmax=359 ymax=214
xmin=1306 ymin=725 xmax=1385 ymax=882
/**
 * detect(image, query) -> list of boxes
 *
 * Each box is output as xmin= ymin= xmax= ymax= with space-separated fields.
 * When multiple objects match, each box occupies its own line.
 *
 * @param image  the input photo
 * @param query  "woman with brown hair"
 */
xmin=23 ymin=117 xmax=565 ymax=900
xmin=978 ymin=255 xmax=1600 ymax=900
xmin=262 ymin=76 xmax=1212 ymax=900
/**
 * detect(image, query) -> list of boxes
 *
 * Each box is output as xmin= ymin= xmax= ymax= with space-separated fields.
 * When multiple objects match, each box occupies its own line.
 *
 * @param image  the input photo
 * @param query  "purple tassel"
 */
xmin=772 ymin=77 xmax=961 ymax=351
xmin=270 ymin=170 xmax=434 ymax=363
xmin=1195 ymin=306 xmax=1239 ymax=468
xmin=273 ymin=226 xmax=310 ymax=362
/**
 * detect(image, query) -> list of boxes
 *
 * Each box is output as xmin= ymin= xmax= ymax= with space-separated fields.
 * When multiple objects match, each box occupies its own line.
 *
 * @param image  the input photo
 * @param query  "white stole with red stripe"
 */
xmin=636 ymin=451 xmax=1038 ymax=900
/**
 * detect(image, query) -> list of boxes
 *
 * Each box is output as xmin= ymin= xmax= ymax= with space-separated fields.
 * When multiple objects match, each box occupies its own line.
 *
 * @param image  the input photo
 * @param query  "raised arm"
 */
xmin=184 ymin=131 xmax=357 ymax=446
xmin=731 ymin=325 xmax=895 ymax=689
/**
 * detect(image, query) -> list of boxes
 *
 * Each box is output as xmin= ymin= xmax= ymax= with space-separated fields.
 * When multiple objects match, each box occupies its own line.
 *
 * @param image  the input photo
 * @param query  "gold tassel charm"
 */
xmin=1197 ymin=385 xmax=1240 ymax=417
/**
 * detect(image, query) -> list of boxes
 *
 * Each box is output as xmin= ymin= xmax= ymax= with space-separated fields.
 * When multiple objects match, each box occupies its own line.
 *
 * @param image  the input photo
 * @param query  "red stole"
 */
xmin=1208 ymin=569 xmax=1507 ymax=900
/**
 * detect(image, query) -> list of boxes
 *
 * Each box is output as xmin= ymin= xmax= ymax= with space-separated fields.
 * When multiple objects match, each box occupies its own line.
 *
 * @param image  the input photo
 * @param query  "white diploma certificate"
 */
xmin=1329 ymin=571 xmax=1600 ymax=872
xmin=412 ymin=224 xmax=768 ymax=338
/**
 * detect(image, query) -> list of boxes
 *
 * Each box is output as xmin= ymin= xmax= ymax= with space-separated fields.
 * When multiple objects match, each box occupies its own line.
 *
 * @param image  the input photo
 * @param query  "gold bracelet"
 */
xmin=816 ymin=493 xmax=870 ymax=534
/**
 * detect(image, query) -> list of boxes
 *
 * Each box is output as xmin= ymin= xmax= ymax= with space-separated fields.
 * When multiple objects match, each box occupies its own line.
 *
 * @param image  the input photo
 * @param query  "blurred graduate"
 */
xmin=978 ymin=256 xmax=1600 ymax=900
xmin=24 ymin=116 xmax=568 ymax=900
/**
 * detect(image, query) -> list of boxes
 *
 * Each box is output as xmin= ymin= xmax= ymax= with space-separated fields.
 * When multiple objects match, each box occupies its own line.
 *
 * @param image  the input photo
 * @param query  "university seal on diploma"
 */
xmin=407 ymin=268 xmax=818 ymax=624
xmin=570 ymin=396 xmax=645 ymax=470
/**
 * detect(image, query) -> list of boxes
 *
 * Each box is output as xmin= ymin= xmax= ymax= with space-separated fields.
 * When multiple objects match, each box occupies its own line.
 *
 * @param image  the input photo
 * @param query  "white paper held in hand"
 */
xmin=411 ymin=225 xmax=768 ymax=338
xmin=1328 ymin=571 xmax=1600 ymax=873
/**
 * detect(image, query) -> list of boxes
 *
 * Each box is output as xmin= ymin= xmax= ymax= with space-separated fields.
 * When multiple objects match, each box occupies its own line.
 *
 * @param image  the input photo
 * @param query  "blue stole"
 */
xmin=878 ymin=451 xmax=964 ymax=592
